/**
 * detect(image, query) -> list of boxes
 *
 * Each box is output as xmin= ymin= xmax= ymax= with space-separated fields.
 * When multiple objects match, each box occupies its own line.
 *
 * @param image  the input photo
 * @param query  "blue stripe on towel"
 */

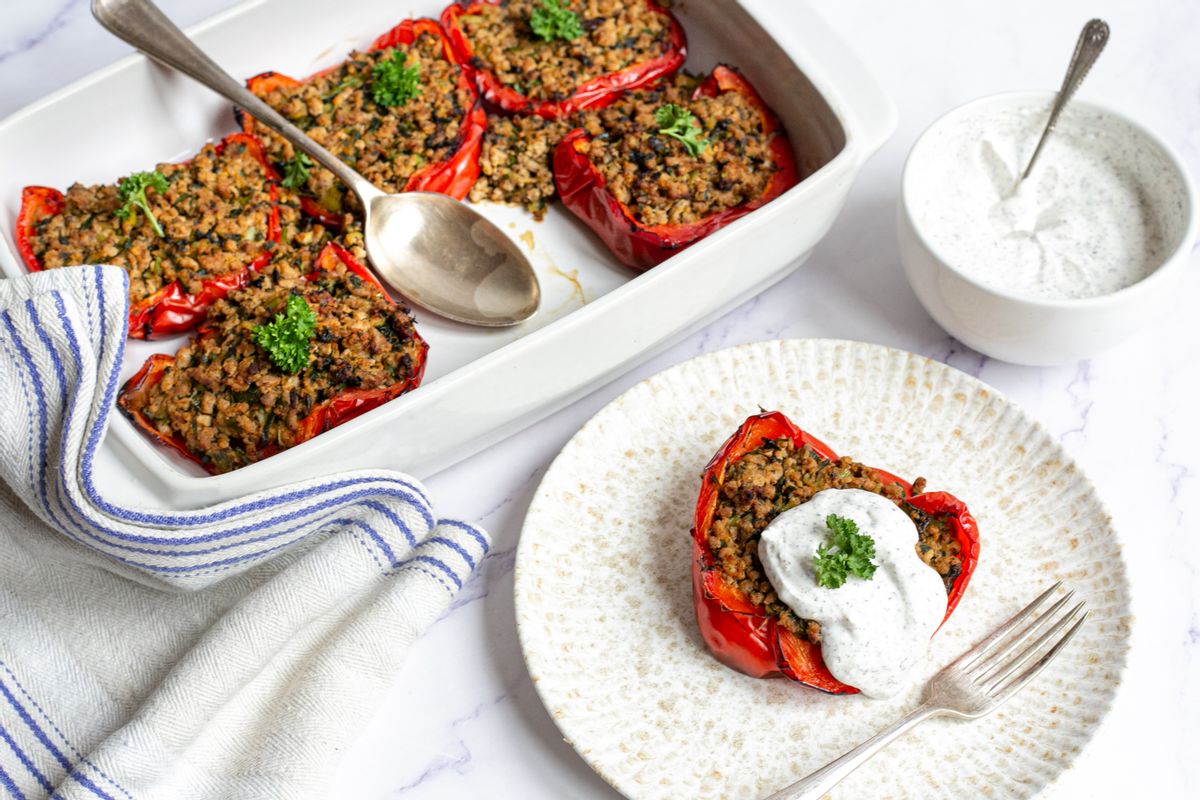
xmin=0 ymin=723 xmax=53 ymax=792
xmin=0 ymin=679 xmax=115 ymax=799
xmin=399 ymin=554 xmax=462 ymax=590
xmin=0 ymin=664 xmax=130 ymax=800
xmin=0 ymin=680 xmax=70 ymax=772
xmin=426 ymin=537 xmax=476 ymax=570
xmin=0 ymin=761 xmax=27 ymax=800
xmin=436 ymin=519 xmax=490 ymax=554
xmin=362 ymin=501 xmax=417 ymax=547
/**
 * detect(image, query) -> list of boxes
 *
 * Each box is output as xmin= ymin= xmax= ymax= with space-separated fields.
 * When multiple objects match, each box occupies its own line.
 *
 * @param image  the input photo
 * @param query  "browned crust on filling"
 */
xmin=251 ymin=33 xmax=470 ymax=212
xmin=29 ymin=139 xmax=277 ymax=306
xmin=578 ymin=73 xmax=778 ymax=226
xmin=470 ymin=114 xmax=573 ymax=218
xmin=459 ymin=0 xmax=673 ymax=102
xmin=121 ymin=260 xmax=423 ymax=474
xmin=706 ymin=438 xmax=963 ymax=643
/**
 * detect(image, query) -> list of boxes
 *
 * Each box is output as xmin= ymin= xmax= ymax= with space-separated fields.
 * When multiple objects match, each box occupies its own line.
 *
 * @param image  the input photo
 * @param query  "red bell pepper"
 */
xmin=692 ymin=411 xmax=981 ymax=694
xmin=440 ymin=0 xmax=686 ymax=118
xmin=16 ymin=132 xmax=281 ymax=339
xmin=554 ymin=65 xmax=800 ymax=271
xmin=243 ymin=17 xmax=486 ymax=216
xmin=118 ymin=242 xmax=428 ymax=475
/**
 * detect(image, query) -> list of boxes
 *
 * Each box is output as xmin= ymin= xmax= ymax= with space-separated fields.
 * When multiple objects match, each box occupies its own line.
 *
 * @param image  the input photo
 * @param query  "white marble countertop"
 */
xmin=3 ymin=0 xmax=1197 ymax=797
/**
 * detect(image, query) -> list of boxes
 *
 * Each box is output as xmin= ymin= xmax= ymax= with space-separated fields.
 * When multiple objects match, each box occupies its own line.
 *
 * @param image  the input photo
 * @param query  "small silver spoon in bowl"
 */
xmin=92 ymin=0 xmax=540 ymax=327
xmin=1016 ymin=18 xmax=1110 ymax=185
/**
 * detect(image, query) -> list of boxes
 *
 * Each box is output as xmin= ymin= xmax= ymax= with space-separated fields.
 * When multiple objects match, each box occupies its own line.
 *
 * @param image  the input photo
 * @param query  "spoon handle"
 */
xmin=91 ymin=0 xmax=382 ymax=203
xmin=1020 ymin=18 xmax=1110 ymax=181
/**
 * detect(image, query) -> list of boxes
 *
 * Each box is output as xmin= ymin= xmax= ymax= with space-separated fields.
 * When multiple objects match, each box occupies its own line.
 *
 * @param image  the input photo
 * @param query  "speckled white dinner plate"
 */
xmin=515 ymin=339 xmax=1131 ymax=800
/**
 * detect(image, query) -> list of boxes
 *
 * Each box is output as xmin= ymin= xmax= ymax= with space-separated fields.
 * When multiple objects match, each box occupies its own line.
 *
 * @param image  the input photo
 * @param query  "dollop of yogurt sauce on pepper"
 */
xmin=759 ymin=488 xmax=946 ymax=698
xmin=913 ymin=102 xmax=1177 ymax=300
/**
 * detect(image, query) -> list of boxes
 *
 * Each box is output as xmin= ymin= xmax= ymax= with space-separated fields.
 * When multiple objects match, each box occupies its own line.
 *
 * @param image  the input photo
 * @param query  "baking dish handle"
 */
xmin=739 ymin=0 xmax=897 ymax=163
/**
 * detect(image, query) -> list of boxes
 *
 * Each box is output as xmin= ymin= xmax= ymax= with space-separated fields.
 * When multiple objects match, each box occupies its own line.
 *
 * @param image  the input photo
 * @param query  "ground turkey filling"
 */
xmin=457 ymin=0 xmax=674 ymax=102
xmin=119 ymin=261 xmax=423 ymax=474
xmin=471 ymin=115 xmax=572 ymax=218
xmin=250 ymin=32 xmax=471 ymax=213
xmin=27 ymin=138 xmax=277 ymax=308
xmin=706 ymin=437 xmax=963 ymax=643
xmin=275 ymin=186 xmax=369 ymax=268
xmin=579 ymin=73 xmax=779 ymax=226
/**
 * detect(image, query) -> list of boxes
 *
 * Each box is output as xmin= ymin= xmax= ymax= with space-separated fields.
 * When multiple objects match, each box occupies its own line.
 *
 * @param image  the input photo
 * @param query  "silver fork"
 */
xmin=765 ymin=583 xmax=1089 ymax=800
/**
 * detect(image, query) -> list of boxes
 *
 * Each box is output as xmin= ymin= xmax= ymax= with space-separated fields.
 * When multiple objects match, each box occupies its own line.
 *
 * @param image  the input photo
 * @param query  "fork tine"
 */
xmin=988 ymin=611 xmax=1090 ymax=703
xmin=970 ymin=591 xmax=1076 ymax=682
xmin=983 ymin=602 xmax=1088 ymax=694
xmin=958 ymin=581 xmax=1063 ymax=671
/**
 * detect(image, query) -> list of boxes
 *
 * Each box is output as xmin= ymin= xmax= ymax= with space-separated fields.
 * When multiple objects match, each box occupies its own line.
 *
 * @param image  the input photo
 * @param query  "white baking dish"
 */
xmin=0 ymin=0 xmax=895 ymax=509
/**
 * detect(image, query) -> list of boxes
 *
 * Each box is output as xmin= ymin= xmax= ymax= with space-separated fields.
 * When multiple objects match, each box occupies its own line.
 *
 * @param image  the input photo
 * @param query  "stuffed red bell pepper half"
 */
xmin=692 ymin=411 xmax=980 ymax=696
xmin=554 ymin=65 xmax=800 ymax=270
xmin=17 ymin=133 xmax=281 ymax=339
xmin=441 ymin=0 xmax=686 ymax=119
xmin=241 ymin=18 xmax=486 ymax=226
xmin=118 ymin=243 xmax=428 ymax=475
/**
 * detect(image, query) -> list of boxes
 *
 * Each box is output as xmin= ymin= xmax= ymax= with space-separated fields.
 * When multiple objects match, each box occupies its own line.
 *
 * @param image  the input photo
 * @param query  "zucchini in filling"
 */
xmin=706 ymin=437 xmax=964 ymax=643
xmin=577 ymin=73 xmax=782 ymax=226
xmin=456 ymin=0 xmax=675 ymax=102
xmin=118 ymin=258 xmax=424 ymax=474
xmin=27 ymin=137 xmax=278 ymax=308
xmin=249 ymin=31 xmax=472 ymax=212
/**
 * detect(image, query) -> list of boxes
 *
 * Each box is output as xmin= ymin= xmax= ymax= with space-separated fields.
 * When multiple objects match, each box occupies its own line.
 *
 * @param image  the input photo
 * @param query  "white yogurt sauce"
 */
xmin=759 ymin=489 xmax=946 ymax=698
xmin=913 ymin=102 xmax=1178 ymax=300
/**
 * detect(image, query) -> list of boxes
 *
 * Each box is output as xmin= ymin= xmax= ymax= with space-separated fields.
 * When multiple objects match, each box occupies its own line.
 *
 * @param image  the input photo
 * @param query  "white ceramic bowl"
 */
xmin=898 ymin=91 xmax=1198 ymax=366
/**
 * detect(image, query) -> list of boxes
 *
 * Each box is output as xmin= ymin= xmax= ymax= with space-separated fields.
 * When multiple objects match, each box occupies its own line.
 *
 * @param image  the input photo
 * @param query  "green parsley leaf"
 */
xmin=654 ymin=103 xmax=709 ymax=157
xmin=113 ymin=170 xmax=170 ymax=237
xmin=252 ymin=295 xmax=317 ymax=374
xmin=281 ymin=151 xmax=314 ymax=190
xmin=370 ymin=50 xmax=421 ymax=108
xmin=813 ymin=513 xmax=878 ymax=589
xmin=530 ymin=0 xmax=584 ymax=42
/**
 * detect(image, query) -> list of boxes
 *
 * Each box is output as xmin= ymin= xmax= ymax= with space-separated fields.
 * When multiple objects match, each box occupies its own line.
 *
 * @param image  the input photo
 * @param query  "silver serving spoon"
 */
xmin=92 ymin=0 xmax=540 ymax=327
xmin=1016 ymin=18 xmax=1110 ymax=185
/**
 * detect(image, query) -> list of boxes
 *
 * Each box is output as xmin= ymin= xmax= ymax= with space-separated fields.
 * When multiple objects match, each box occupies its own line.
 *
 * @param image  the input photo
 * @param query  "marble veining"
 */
xmin=1 ymin=0 xmax=1197 ymax=798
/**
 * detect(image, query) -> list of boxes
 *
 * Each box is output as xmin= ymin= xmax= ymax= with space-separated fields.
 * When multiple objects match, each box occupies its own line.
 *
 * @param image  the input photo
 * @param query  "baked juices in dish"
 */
xmin=692 ymin=412 xmax=980 ymax=696
xmin=17 ymin=133 xmax=283 ymax=339
xmin=441 ymin=0 xmax=686 ymax=118
xmin=119 ymin=244 xmax=427 ymax=474
xmin=241 ymin=18 xmax=486 ymax=224
xmin=555 ymin=67 xmax=799 ymax=270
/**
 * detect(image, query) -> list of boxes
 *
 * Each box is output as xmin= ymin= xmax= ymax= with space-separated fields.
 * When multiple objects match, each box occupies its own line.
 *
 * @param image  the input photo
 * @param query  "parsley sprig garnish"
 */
xmin=253 ymin=295 xmax=317 ymax=374
xmin=530 ymin=0 xmax=584 ymax=42
xmin=654 ymin=104 xmax=709 ymax=157
xmin=813 ymin=513 xmax=878 ymax=589
xmin=281 ymin=152 xmax=313 ymax=190
xmin=114 ymin=170 xmax=169 ymax=237
xmin=370 ymin=50 xmax=421 ymax=107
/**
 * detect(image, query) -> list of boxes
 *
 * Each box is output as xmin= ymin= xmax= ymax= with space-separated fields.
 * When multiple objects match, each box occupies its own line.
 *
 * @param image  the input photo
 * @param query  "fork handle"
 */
xmin=764 ymin=704 xmax=940 ymax=799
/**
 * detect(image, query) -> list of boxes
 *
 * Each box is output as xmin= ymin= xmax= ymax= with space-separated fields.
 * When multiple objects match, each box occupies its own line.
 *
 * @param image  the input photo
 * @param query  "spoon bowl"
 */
xmin=92 ymin=0 xmax=540 ymax=327
xmin=365 ymin=192 xmax=539 ymax=326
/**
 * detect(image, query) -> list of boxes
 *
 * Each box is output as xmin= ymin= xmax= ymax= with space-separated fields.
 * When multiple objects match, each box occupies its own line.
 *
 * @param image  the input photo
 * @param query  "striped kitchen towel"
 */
xmin=0 ymin=265 xmax=490 ymax=798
